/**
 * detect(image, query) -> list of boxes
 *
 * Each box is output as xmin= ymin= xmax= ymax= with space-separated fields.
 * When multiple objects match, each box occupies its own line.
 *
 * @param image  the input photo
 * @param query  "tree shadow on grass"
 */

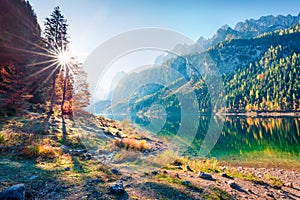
xmin=0 ymin=157 xmax=70 ymax=199
xmin=133 ymin=181 xmax=200 ymax=200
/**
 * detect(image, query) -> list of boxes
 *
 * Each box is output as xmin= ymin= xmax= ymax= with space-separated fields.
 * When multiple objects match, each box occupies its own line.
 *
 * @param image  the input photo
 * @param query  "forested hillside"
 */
xmin=109 ymin=19 xmax=300 ymax=115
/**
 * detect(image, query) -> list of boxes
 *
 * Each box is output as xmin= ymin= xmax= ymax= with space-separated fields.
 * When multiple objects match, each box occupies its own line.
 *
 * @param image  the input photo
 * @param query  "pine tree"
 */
xmin=43 ymin=6 xmax=71 ymax=115
xmin=43 ymin=6 xmax=90 ymax=116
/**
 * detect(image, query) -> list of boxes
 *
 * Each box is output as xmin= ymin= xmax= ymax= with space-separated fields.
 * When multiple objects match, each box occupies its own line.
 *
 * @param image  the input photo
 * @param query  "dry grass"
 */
xmin=265 ymin=174 xmax=283 ymax=188
xmin=21 ymin=144 xmax=61 ymax=159
xmin=147 ymin=150 xmax=180 ymax=167
xmin=112 ymin=138 xmax=150 ymax=151
xmin=113 ymin=149 xmax=140 ymax=163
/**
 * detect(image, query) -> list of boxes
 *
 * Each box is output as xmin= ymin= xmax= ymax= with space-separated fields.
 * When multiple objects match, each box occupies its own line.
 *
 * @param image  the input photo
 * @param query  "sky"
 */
xmin=29 ymin=0 xmax=300 ymax=61
xmin=28 ymin=0 xmax=300 ymax=100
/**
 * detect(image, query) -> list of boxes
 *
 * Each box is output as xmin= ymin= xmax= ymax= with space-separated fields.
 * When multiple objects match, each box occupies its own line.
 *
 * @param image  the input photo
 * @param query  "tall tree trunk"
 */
xmin=61 ymin=68 xmax=68 ymax=115
xmin=49 ymin=74 xmax=56 ymax=114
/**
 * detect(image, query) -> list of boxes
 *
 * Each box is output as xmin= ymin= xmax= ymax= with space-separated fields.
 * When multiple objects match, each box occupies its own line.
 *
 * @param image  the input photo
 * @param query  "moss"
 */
xmin=155 ymin=174 xmax=203 ymax=192
xmin=265 ymin=174 xmax=283 ymax=188
xmin=207 ymin=187 xmax=233 ymax=200
xmin=225 ymin=169 xmax=264 ymax=184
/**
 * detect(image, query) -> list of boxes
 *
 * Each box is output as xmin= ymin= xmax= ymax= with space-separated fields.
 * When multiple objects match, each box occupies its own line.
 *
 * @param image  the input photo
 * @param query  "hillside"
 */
xmin=103 ymin=19 xmax=300 ymax=116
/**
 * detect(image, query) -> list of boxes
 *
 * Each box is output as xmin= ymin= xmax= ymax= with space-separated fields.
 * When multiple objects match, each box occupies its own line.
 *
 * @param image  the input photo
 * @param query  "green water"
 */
xmin=203 ymin=116 xmax=300 ymax=162
xmin=135 ymin=114 xmax=300 ymax=165
xmin=104 ymin=113 xmax=300 ymax=166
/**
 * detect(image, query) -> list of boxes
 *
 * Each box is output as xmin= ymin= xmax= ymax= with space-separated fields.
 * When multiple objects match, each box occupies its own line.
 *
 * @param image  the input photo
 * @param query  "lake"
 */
xmin=106 ymin=112 xmax=300 ymax=168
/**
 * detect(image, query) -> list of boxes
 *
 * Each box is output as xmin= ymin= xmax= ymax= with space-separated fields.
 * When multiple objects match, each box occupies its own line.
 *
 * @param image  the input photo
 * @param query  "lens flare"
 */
xmin=57 ymin=51 xmax=71 ymax=66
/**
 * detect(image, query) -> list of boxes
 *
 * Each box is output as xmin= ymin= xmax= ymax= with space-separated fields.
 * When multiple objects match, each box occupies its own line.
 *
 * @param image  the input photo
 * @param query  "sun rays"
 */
xmin=1 ymin=31 xmax=77 ymax=95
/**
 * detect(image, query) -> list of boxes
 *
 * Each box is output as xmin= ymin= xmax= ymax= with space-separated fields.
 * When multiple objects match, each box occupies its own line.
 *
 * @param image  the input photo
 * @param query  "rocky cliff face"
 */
xmin=175 ymin=13 xmax=300 ymax=56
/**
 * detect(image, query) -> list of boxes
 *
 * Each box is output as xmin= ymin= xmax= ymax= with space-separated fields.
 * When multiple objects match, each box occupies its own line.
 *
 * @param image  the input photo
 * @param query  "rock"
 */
xmin=110 ymin=182 xmax=125 ymax=194
xmin=90 ymin=178 xmax=102 ymax=184
xmin=29 ymin=175 xmax=38 ymax=180
xmin=83 ymin=153 xmax=92 ymax=160
xmin=220 ymin=166 xmax=227 ymax=171
xmin=246 ymin=188 xmax=254 ymax=194
xmin=111 ymin=168 xmax=119 ymax=175
xmin=198 ymin=172 xmax=213 ymax=180
xmin=186 ymin=165 xmax=193 ymax=172
xmin=92 ymin=191 xmax=102 ymax=197
xmin=182 ymin=180 xmax=191 ymax=186
xmin=228 ymin=181 xmax=241 ymax=190
xmin=65 ymin=167 xmax=71 ymax=171
xmin=62 ymin=185 xmax=68 ymax=189
xmin=61 ymin=145 xmax=69 ymax=153
xmin=172 ymin=160 xmax=182 ymax=166
xmin=265 ymin=192 xmax=274 ymax=198
xmin=284 ymin=182 xmax=293 ymax=188
xmin=220 ymin=172 xmax=233 ymax=179
xmin=0 ymin=184 xmax=25 ymax=200
xmin=151 ymin=171 xmax=159 ymax=175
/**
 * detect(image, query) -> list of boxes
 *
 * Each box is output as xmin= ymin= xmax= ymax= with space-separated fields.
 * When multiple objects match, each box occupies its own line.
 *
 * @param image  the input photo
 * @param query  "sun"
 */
xmin=57 ymin=50 xmax=71 ymax=66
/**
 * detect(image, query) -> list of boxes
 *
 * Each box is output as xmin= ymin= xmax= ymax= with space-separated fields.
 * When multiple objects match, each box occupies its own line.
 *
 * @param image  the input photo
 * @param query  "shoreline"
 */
xmin=219 ymin=111 xmax=300 ymax=117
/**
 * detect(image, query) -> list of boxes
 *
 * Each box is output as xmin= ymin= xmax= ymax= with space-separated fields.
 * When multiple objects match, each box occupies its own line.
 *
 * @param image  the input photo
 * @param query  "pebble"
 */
xmin=220 ymin=172 xmax=233 ymax=179
xmin=182 ymin=180 xmax=191 ymax=186
xmin=228 ymin=181 xmax=241 ymax=190
xmin=198 ymin=172 xmax=213 ymax=180
xmin=284 ymin=182 xmax=293 ymax=188
xmin=265 ymin=192 xmax=274 ymax=198
xmin=111 ymin=168 xmax=119 ymax=175
xmin=110 ymin=182 xmax=125 ymax=194
xmin=65 ymin=167 xmax=71 ymax=171
xmin=186 ymin=165 xmax=193 ymax=172
xmin=90 ymin=178 xmax=102 ymax=184
xmin=151 ymin=171 xmax=159 ymax=175
xmin=29 ymin=175 xmax=38 ymax=180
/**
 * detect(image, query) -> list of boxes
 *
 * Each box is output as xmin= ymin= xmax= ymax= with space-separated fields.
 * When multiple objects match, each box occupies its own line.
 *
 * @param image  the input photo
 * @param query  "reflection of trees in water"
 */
xmin=210 ymin=117 xmax=300 ymax=157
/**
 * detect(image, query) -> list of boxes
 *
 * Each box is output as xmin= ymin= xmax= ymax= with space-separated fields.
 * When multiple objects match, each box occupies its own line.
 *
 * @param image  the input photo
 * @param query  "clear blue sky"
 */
xmin=29 ymin=0 xmax=300 ymax=62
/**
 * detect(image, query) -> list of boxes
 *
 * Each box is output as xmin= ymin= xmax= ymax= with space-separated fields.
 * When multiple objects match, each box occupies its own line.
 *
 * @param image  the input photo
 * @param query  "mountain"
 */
xmin=97 ymin=18 xmax=300 ymax=116
xmin=161 ymin=13 xmax=300 ymax=60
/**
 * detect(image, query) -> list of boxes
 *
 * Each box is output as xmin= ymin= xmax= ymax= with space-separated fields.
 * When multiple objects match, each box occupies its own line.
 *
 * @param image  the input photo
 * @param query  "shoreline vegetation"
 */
xmin=220 ymin=111 xmax=300 ymax=117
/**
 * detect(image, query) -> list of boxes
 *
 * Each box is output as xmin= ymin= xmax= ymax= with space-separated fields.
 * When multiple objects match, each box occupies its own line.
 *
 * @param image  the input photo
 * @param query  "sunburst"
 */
xmin=2 ymin=32 xmax=77 ymax=94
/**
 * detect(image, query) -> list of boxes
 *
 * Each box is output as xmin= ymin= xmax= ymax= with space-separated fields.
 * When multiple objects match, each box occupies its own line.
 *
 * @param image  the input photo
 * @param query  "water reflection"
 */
xmin=205 ymin=116 xmax=300 ymax=162
xmin=102 ymin=112 xmax=300 ymax=164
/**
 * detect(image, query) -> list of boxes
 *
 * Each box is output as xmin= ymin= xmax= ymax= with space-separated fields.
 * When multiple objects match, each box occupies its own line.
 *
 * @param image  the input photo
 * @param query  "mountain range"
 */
xmin=95 ymin=13 xmax=300 ymax=116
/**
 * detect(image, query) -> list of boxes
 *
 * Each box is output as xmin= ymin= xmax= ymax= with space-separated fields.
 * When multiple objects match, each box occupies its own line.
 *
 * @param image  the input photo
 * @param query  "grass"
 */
xmin=21 ymin=144 xmax=62 ymax=159
xmin=155 ymin=174 xmax=203 ymax=193
xmin=165 ymin=156 xmax=220 ymax=173
xmin=146 ymin=150 xmax=180 ymax=167
xmin=113 ymin=149 xmax=140 ymax=163
xmin=225 ymin=169 xmax=264 ymax=184
xmin=112 ymin=138 xmax=150 ymax=151
xmin=265 ymin=173 xmax=283 ymax=188
xmin=206 ymin=186 xmax=233 ymax=200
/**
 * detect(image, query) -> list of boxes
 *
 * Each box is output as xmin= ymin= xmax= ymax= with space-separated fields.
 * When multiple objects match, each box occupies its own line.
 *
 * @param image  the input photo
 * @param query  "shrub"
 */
xmin=265 ymin=174 xmax=283 ymax=188
xmin=22 ymin=144 xmax=61 ymax=159
xmin=112 ymin=138 xmax=150 ymax=151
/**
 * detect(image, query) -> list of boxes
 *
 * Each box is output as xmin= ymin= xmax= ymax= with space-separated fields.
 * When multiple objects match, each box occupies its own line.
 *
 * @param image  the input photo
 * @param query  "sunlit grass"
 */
xmin=265 ymin=173 xmax=283 ymax=188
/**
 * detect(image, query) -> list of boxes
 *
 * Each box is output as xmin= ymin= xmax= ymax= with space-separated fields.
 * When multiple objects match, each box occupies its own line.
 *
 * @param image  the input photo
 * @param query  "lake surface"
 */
xmin=100 ymin=113 xmax=300 ymax=168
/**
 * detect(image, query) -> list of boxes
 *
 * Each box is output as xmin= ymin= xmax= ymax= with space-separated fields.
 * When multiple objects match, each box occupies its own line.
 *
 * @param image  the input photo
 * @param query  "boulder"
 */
xmin=0 ymin=184 xmax=25 ymax=200
xmin=110 ymin=182 xmax=125 ymax=194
